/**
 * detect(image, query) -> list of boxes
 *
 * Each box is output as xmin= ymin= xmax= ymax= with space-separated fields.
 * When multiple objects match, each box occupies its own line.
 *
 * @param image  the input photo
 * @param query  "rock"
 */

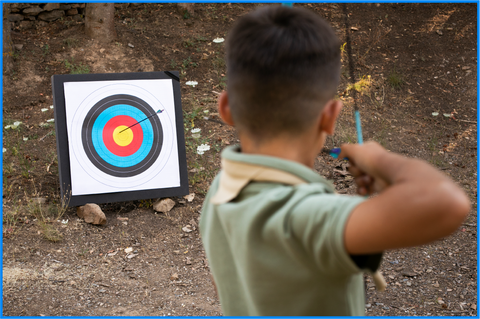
xmin=66 ymin=9 xmax=78 ymax=16
xmin=13 ymin=43 xmax=24 ymax=50
xmin=24 ymin=16 xmax=36 ymax=21
xmin=11 ymin=3 xmax=30 ymax=11
xmin=73 ymin=14 xmax=83 ymax=22
xmin=128 ymin=43 xmax=134 ymax=48
xmin=42 ymin=3 xmax=60 ymax=11
xmin=23 ymin=6 xmax=43 ymax=16
xmin=184 ymin=193 xmax=195 ymax=202
xmin=402 ymin=271 xmax=417 ymax=277
xmin=71 ymin=4 xmax=85 ymax=9
xmin=19 ymin=21 xmax=34 ymax=30
xmin=59 ymin=4 xmax=72 ymax=10
xmin=170 ymin=273 xmax=179 ymax=281
xmin=8 ymin=14 xmax=24 ymax=22
xmin=77 ymin=203 xmax=107 ymax=225
xmin=436 ymin=30 xmax=443 ymax=35
xmin=114 ymin=4 xmax=129 ymax=9
xmin=54 ymin=265 xmax=64 ymax=272
xmin=37 ymin=21 xmax=48 ymax=28
xmin=182 ymin=225 xmax=192 ymax=233
xmin=38 ymin=10 xmax=64 ymax=22
xmin=186 ymin=257 xmax=192 ymax=265
xmin=153 ymin=198 xmax=175 ymax=213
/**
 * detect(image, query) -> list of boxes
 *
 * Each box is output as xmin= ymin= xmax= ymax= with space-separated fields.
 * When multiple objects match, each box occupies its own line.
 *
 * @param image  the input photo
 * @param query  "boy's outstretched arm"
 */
xmin=339 ymin=142 xmax=471 ymax=255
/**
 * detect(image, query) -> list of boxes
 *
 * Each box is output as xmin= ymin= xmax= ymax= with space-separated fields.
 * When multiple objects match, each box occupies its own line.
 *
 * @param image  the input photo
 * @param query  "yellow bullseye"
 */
xmin=113 ymin=126 xmax=133 ymax=146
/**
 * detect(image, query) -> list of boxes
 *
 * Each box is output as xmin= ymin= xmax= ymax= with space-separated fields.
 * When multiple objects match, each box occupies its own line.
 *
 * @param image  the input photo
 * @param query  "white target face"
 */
xmin=64 ymin=79 xmax=180 ymax=196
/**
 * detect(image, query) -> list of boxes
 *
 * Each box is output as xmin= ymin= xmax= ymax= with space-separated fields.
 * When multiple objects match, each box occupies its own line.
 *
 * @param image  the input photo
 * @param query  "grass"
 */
xmin=63 ymin=38 xmax=78 ymax=48
xmin=346 ymin=75 xmax=372 ymax=95
xmin=182 ymin=39 xmax=195 ymax=48
xmin=213 ymin=55 xmax=225 ymax=72
xmin=20 ymin=154 xmax=31 ymax=179
xmin=219 ymin=76 xmax=227 ymax=90
xmin=183 ymin=105 xmax=203 ymax=131
xmin=42 ymin=44 xmax=49 ymax=57
xmin=28 ymin=194 xmax=69 ymax=242
xmin=3 ymin=205 xmax=23 ymax=239
xmin=388 ymin=66 xmax=404 ymax=89
xmin=3 ymin=177 xmax=70 ymax=242
xmin=64 ymin=59 xmax=90 ymax=74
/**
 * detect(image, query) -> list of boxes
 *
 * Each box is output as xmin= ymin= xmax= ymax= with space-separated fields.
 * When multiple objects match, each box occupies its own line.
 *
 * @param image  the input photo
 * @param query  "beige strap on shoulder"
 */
xmin=210 ymin=159 xmax=306 ymax=205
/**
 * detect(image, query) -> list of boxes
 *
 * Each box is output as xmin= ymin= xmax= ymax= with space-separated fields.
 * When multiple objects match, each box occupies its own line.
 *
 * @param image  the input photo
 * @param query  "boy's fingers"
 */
xmin=355 ymin=175 xmax=374 ymax=195
xmin=337 ymin=144 xmax=355 ymax=162
xmin=348 ymin=165 xmax=363 ymax=178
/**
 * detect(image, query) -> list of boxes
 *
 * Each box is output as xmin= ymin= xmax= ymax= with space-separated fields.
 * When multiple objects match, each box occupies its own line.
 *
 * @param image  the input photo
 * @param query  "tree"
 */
xmin=3 ymin=3 xmax=14 ymax=74
xmin=177 ymin=3 xmax=195 ymax=19
xmin=85 ymin=3 xmax=116 ymax=43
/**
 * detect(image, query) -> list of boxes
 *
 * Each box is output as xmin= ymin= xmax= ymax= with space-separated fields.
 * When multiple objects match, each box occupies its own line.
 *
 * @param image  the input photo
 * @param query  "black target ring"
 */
xmin=82 ymin=94 xmax=163 ymax=177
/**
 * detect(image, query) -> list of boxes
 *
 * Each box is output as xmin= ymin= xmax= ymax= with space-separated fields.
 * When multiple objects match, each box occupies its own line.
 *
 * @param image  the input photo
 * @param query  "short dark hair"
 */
xmin=226 ymin=5 xmax=341 ymax=141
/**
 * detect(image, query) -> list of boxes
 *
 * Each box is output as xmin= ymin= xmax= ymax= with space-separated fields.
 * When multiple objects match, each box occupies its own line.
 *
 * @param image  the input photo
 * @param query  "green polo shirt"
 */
xmin=200 ymin=146 xmax=370 ymax=316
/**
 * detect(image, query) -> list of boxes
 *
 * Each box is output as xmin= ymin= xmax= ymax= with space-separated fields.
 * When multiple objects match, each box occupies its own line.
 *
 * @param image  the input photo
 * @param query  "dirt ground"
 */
xmin=2 ymin=3 xmax=477 ymax=316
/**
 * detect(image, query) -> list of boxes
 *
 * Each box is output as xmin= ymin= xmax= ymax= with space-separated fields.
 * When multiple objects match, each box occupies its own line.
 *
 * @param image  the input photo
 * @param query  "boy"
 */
xmin=199 ymin=5 xmax=470 ymax=316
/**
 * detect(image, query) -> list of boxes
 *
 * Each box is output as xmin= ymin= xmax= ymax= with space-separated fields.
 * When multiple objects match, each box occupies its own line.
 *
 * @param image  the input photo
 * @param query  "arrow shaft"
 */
xmin=118 ymin=110 xmax=163 ymax=134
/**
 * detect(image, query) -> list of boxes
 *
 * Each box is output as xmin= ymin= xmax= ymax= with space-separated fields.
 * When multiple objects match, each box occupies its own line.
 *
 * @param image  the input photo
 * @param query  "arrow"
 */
xmin=118 ymin=109 xmax=164 ymax=134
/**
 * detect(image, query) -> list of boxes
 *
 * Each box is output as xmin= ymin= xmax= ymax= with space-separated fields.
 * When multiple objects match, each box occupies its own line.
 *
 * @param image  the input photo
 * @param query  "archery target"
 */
xmin=64 ymin=80 xmax=180 ymax=196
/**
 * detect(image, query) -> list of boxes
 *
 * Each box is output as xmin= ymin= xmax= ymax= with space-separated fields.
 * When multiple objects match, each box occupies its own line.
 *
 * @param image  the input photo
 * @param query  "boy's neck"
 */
xmin=238 ymin=131 xmax=326 ymax=169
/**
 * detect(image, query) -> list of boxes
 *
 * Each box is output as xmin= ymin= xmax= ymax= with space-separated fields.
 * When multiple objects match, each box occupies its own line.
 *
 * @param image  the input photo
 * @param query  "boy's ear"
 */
xmin=318 ymin=99 xmax=343 ymax=135
xmin=218 ymin=91 xmax=235 ymax=126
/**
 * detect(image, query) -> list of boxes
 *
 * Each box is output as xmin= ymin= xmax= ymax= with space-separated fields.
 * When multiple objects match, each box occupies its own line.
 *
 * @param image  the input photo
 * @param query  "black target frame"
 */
xmin=52 ymin=71 xmax=189 ymax=207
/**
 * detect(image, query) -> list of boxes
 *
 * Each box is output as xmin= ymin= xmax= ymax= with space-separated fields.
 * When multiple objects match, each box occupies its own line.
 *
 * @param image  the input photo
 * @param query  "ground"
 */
xmin=2 ymin=3 xmax=477 ymax=316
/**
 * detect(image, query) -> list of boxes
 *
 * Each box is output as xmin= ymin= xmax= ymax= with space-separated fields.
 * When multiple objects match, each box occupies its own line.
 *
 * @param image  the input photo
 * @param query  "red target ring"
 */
xmin=102 ymin=115 xmax=144 ymax=157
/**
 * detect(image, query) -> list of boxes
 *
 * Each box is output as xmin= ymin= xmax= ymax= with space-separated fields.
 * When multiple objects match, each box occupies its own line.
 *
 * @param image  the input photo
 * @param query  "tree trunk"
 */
xmin=85 ymin=3 xmax=116 ymax=43
xmin=177 ymin=3 xmax=195 ymax=18
xmin=3 ymin=3 xmax=14 ymax=74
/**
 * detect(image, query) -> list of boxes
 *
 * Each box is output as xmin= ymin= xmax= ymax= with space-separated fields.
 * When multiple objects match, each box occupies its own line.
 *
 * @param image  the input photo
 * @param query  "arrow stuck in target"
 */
xmin=118 ymin=109 xmax=164 ymax=134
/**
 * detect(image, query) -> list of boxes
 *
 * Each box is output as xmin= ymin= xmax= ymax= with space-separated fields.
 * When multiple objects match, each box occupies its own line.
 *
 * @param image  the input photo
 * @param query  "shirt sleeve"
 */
xmin=288 ymin=193 xmax=366 ymax=276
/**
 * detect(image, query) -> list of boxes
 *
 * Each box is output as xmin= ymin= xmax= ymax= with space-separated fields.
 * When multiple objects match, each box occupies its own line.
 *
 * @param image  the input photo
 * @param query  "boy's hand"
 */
xmin=338 ymin=142 xmax=390 ymax=196
xmin=340 ymin=141 xmax=470 ymax=255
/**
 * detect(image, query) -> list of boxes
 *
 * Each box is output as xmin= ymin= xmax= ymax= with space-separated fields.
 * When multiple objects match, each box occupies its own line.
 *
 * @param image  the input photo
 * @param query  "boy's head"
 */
xmin=225 ymin=5 xmax=341 ymax=142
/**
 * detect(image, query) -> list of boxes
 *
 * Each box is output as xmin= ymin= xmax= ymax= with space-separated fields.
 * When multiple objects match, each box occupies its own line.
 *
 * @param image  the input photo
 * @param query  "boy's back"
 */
xmin=200 ymin=147 xmax=369 ymax=315
xmin=199 ymin=5 xmax=470 ymax=316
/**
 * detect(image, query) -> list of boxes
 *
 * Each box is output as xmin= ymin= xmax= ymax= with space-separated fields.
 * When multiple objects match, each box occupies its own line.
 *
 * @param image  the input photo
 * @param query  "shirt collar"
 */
xmin=211 ymin=145 xmax=335 ymax=204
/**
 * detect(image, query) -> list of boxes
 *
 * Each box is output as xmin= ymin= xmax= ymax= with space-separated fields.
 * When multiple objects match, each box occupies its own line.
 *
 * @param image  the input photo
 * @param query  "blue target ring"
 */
xmin=92 ymin=105 xmax=153 ymax=167
xmin=82 ymin=94 xmax=163 ymax=177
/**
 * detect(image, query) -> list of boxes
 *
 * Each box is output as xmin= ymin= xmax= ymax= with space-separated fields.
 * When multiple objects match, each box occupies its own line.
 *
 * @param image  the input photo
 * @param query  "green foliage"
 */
xmin=183 ymin=106 xmax=203 ymax=131
xmin=388 ymin=67 xmax=404 ymax=89
xmin=213 ymin=55 xmax=225 ymax=71
xmin=219 ymin=76 xmax=227 ymax=90
xmin=181 ymin=56 xmax=197 ymax=69
xmin=64 ymin=59 xmax=90 ymax=74
xmin=42 ymin=44 xmax=50 ymax=56
xmin=27 ymin=194 xmax=69 ymax=243
xmin=182 ymin=39 xmax=195 ymax=48
xmin=63 ymin=38 xmax=78 ymax=48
